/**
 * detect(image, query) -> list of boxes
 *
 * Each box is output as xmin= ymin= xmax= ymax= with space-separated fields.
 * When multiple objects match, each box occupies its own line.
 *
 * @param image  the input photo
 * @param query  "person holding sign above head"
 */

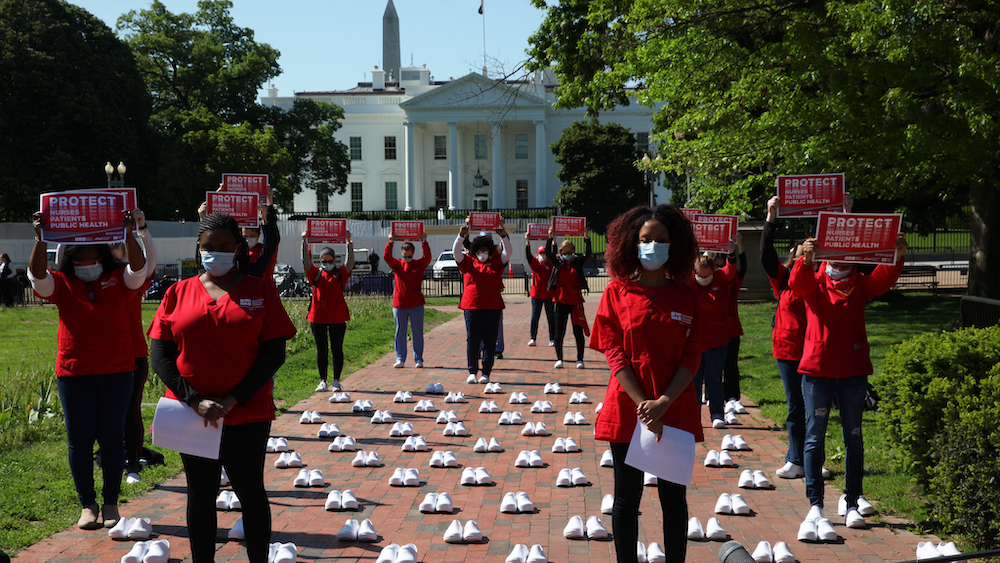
xmin=545 ymin=228 xmax=592 ymax=369
xmin=149 ymin=213 xmax=296 ymax=563
xmin=199 ymin=184 xmax=280 ymax=283
xmin=789 ymin=232 xmax=905 ymax=531
xmin=301 ymin=230 xmax=354 ymax=391
xmin=454 ymin=215 xmax=510 ymax=384
xmin=591 ymin=204 xmax=702 ymax=563
xmin=525 ymin=242 xmax=556 ymax=347
xmin=384 ymin=231 xmax=431 ymax=368
xmin=28 ymin=209 xmax=147 ymax=531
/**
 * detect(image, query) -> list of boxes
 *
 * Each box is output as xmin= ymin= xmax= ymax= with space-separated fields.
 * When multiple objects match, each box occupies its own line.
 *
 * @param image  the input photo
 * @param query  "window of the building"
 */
xmin=434 ymin=135 xmax=447 ymax=159
xmin=317 ymin=193 xmax=328 ymax=213
xmin=385 ymin=181 xmax=398 ymax=210
xmin=475 ymin=134 xmax=488 ymax=159
xmin=384 ymin=136 xmax=397 ymax=160
xmin=635 ymin=132 xmax=650 ymax=156
xmin=515 ymin=134 xmax=529 ymax=159
xmin=516 ymin=180 xmax=529 ymax=209
xmin=349 ymin=136 xmax=362 ymax=160
xmin=473 ymin=194 xmax=489 ymax=210
xmin=351 ymin=182 xmax=363 ymax=212
xmin=435 ymin=181 xmax=448 ymax=209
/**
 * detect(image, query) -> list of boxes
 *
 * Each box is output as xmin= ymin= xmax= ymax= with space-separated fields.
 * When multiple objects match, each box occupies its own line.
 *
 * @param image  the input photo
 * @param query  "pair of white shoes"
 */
xmin=267 ymin=541 xmax=297 ymax=563
xmin=797 ymin=506 xmax=838 ymax=542
xmin=376 ymin=543 xmax=419 ymax=563
xmin=599 ymin=449 xmax=614 ymax=467
xmin=428 ymin=451 xmax=458 ymax=467
xmin=569 ymin=392 xmax=590 ymax=404
xmin=436 ymin=410 xmax=459 ymax=424
xmin=444 ymin=392 xmax=467 ymax=403
xmin=328 ymin=436 xmax=358 ymax=452
xmin=483 ymin=382 xmax=503 ymax=393
xmin=725 ymin=412 xmax=741 ymax=425
xmin=371 ymin=410 xmax=394 ymax=424
xmin=552 ymin=360 xmax=584 ymax=369
xmin=555 ymin=467 xmax=588 ymax=487
xmin=460 ymin=466 xmax=492 ymax=485
xmin=351 ymin=451 xmax=382 ymax=467
xmin=725 ymin=398 xmax=747 ymax=414
xmin=266 ymin=437 xmax=289 ymax=452
xmin=352 ymin=400 xmax=374 ymax=412
xmin=704 ymin=450 xmax=735 ymax=467
xmin=389 ymin=422 xmax=414 ymax=437
xmin=298 ymin=411 xmax=322 ymax=424
xmin=108 ymin=517 xmax=152 ymax=540
xmin=686 ymin=517 xmax=727 ymax=541
xmin=336 ymin=518 xmax=377 ymax=541
xmin=414 ymin=400 xmax=436 ymax=412
xmin=324 ymin=489 xmax=359 ymax=510
xmin=467 ymin=373 xmax=490 ymax=384
xmin=327 ymin=392 xmax=351 ymax=403
xmin=274 ymin=452 xmax=303 ymax=469
xmin=120 ymin=539 xmax=169 ymax=563
xmin=714 ymin=493 xmax=750 ymax=515
xmin=392 ymin=391 xmax=414 ymax=403
xmin=506 ymin=544 xmax=548 ymax=563
xmin=388 ymin=467 xmax=421 ymax=486
xmin=418 ymin=492 xmax=454 ymax=513
xmin=738 ymin=470 xmax=772 ymax=489
xmin=479 ymin=401 xmax=501 ymax=413
xmin=509 ymin=392 xmax=530 ymax=404
xmin=521 ymin=422 xmax=549 ymax=436
xmin=215 ymin=491 xmax=241 ymax=511
xmin=837 ymin=494 xmax=876 ymax=516
xmin=317 ymin=423 xmax=340 ymax=438
xmin=425 ymin=382 xmax=445 ymax=394
xmin=514 ymin=450 xmax=545 ymax=468
xmin=751 ymin=541 xmax=795 ymax=563
xmin=563 ymin=515 xmax=608 ymax=539
xmin=530 ymin=401 xmax=554 ymax=413
xmin=443 ymin=520 xmax=484 ymax=543
xmin=473 ymin=437 xmax=504 ymax=452
xmin=721 ymin=434 xmax=750 ymax=451
xmin=500 ymin=491 xmax=534 ymax=513
xmin=543 ymin=382 xmax=563 ymax=394
xmin=401 ymin=436 xmax=429 ymax=451
xmin=498 ymin=411 xmax=524 ymax=425
xmin=635 ymin=542 xmax=667 ymax=563
xmin=551 ymin=437 xmax=579 ymax=453
xmin=443 ymin=421 xmax=468 ymax=436
xmin=916 ymin=541 xmax=961 ymax=560
xmin=293 ymin=469 xmax=324 ymax=487
xmin=775 ymin=462 xmax=833 ymax=479
xmin=563 ymin=411 xmax=588 ymax=425
xmin=393 ymin=361 xmax=424 ymax=369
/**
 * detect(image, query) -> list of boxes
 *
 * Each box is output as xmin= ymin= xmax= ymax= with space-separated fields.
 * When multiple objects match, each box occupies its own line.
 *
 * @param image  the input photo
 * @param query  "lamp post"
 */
xmin=639 ymin=153 xmax=662 ymax=207
xmin=105 ymin=161 xmax=126 ymax=189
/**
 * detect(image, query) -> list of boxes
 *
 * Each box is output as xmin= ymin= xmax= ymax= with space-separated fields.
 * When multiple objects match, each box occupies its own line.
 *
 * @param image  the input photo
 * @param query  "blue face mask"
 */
xmin=75 ymin=263 xmax=103 ymax=282
xmin=200 ymin=251 xmax=236 ymax=277
xmin=320 ymin=263 xmax=336 ymax=272
xmin=637 ymin=241 xmax=670 ymax=271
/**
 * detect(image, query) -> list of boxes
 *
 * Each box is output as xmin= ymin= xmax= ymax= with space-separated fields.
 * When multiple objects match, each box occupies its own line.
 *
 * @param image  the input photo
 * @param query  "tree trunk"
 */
xmin=968 ymin=178 xmax=1000 ymax=299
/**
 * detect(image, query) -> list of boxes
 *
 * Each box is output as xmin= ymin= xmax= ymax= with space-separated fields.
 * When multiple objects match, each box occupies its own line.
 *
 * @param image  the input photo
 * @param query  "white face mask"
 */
xmin=200 ymin=251 xmax=236 ymax=277
xmin=637 ymin=241 xmax=670 ymax=271
xmin=245 ymin=236 xmax=259 ymax=247
xmin=826 ymin=264 xmax=853 ymax=280
xmin=695 ymin=274 xmax=713 ymax=286
xmin=537 ymin=254 xmax=547 ymax=264
xmin=476 ymin=252 xmax=489 ymax=263
xmin=75 ymin=263 xmax=103 ymax=282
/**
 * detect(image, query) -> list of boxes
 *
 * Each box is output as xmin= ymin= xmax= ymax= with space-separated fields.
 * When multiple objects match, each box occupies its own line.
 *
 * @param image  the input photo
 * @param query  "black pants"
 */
xmin=611 ymin=442 xmax=688 ymax=563
xmin=723 ymin=336 xmax=741 ymax=400
xmin=530 ymin=298 xmax=555 ymax=342
xmin=124 ymin=357 xmax=149 ymax=468
xmin=311 ymin=323 xmax=346 ymax=381
xmin=554 ymin=302 xmax=585 ymax=362
xmin=182 ymin=421 xmax=271 ymax=563
xmin=464 ymin=309 xmax=501 ymax=376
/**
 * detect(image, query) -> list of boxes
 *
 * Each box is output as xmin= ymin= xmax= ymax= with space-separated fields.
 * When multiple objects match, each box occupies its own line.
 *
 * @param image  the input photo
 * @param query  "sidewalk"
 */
xmin=16 ymin=297 xmax=936 ymax=563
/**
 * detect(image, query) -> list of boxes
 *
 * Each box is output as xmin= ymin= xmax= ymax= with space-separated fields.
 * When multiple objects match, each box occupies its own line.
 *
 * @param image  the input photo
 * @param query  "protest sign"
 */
xmin=777 ymin=174 xmax=845 ymax=218
xmin=221 ymin=173 xmax=269 ymax=202
xmin=551 ymin=216 xmax=587 ymax=237
xmin=39 ymin=191 xmax=127 ymax=244
xmin=526 ymin=223 xmax=550 ymax=240
xmin=206 ymin=192 xmax=259 ymax=229
xmin=681 ymin=208 xmax=702 ymax=221
xmin=306 ymin=218 xmax=348 ymax=244
xmin=469 ymin=212 xmax=501 ymax=231
xmin=814 ymin=212 xmax=902 ymax=265
xmin=391 ymin=221 xmax=424 ymax=241
xmin=691 ymin=215 xmax=737 ymax=253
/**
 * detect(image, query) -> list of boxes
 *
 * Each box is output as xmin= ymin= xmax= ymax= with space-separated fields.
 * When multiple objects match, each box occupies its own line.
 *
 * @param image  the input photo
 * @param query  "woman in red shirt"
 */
xmin=689 ymin=248 xmax=738 ymax=428
xmin=525 ymin=242 xmax=556 ymax=347
xmin=301 ymin=231 xmax=354 ymax=391
xmin=591 ymin=204 xmax=701 ymax=563
xmin=544 ymin=230 xmax=592 ymax=369
xmin=150 ymin=213 xmax=296 ymax=563
xmin=28 ymin=209 xmax=147 ymax=531
xmin=384 ymin=233 xmax=432 ymax=368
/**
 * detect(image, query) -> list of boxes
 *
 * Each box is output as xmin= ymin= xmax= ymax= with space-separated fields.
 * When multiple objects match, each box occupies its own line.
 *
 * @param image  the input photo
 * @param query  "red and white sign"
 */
xmin=206 ymin=192 xmax=259 ymax=229
xmin=306 ymin=218 xmax=348 ymax=244
xmin=39 ymin=191 xmax=127 ymax=244
xmin=814 ymin=212 xmax=902 ymax=265
xmin=551 ymin=216 xmax=587 ymax=237
xmin=681 ymin=208 xmax=702 ymax=221
xmin=777 ymin=174 xmax=845 ymax=218
xmin=391 ymin=221 xmax=424 ymax=241
xmin=222 ymin=173 xmax=269 ymax=202
xmin=526 ymin=223 xmax=550 ymax=240
xmin=691 ymin=215 xmax=737 ymax=253
xmin=469 ymin=212 xmax=501 ymax=231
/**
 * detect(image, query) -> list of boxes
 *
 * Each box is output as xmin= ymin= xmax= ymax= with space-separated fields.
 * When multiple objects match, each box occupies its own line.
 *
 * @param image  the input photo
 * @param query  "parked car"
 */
xmin=432 ymin=251 xmax=459 ymax=279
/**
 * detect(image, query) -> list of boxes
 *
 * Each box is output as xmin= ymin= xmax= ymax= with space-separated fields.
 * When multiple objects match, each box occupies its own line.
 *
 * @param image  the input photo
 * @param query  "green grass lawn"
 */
xmin=0 ymin=297 xmax=456 ymax=554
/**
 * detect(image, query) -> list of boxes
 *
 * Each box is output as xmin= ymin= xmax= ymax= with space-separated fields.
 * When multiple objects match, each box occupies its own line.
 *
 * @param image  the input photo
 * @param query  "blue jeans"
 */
xmin=803 ymin=375 xmax=867 ymax=509
xmin=777 ymin=359 xmax=805 ymax=466
xmin=58 ymin=372 xmax=134 ymax=507
xmin=479 ymin=310 xmax=505 ymax=354
xmin=392 ymin=305 xmax=424 ymax=364
xmin=694 ymin=345 xmax=728 ymax=420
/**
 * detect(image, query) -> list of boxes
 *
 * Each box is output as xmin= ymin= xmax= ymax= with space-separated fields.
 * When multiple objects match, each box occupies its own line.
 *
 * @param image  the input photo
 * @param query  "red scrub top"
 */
xmin=590 ymin=279 xmax=704 ymax=443
xmin=766 ymin=264 xmax=807 ymax=361
xmin=306 ymin=265 xmax=351 ymax=324
xmin=384 ymin=241 xmax=431 ymax=309
xmin=39 ymin=268 xmax=137 ymax=377
xmin=458 ymin=253 xmax=505 ymax=310
xmin=147 ymin=275 xmax=297 ymax=425
xmin=688 ymin=261 xmax=736 ymax=350
xmin=528 ymin=257 xmax=556 ymax=300
xmin=554 ymin=261 xmax=584 ymax=305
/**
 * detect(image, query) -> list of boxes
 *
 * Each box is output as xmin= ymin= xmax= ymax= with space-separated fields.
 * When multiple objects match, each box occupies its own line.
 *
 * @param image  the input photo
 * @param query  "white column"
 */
xmin=455 ymin=125 xmax=465 ymax=209
xmin=491 ymin=123 xmax=503 ymax=208
xmin=534 ymin=120 xmax=547 ymax=208
xmin=404 ymin=121 xmax=415 ymax=211
xmin=448 ymin=121 xmax=459 ymax=210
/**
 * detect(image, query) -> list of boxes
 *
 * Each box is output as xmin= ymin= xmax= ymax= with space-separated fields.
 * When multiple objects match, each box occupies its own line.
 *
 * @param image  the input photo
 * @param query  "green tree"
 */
xmin=0 ymin=0 xmax=154 ymax=221
xmin=528 ymin=0 xmax=1000 ymax=298
xmin=550 ymin=120 xmax=647 ymax=234
xmin=269 ymin=99 xmax=351 ymax=211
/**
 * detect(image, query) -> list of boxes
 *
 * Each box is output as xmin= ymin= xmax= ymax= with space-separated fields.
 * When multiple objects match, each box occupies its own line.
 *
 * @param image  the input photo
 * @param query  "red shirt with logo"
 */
xmin=306 ymin=265 xmax=351 ymax=324
xmin=528 ymin=256 xmax=556 ymax=300
xmin=458 ymin=252 xmax=505 ymax=310
xmin=687 ymin=261 xmax=736 ymax=350
xmin=384 ymin=241 xmax=431 ymax=309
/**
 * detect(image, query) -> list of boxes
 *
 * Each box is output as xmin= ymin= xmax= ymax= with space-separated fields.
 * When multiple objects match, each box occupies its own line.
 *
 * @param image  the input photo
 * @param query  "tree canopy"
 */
xmin=528 ymin=0 xmax=1000 ymax=297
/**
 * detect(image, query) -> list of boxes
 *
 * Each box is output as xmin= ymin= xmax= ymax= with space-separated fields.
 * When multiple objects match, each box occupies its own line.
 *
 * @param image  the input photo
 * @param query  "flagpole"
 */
xmin=481 ymin=0 xmax=487 ymax=76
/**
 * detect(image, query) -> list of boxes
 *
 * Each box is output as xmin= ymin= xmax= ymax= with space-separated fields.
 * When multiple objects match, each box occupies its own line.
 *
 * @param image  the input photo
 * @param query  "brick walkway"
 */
xmin=16 ymin=296 xmax=936 ymax=563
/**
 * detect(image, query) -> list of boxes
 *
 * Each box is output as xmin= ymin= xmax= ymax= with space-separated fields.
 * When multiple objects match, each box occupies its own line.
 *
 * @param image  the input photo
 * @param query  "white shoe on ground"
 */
xmin=776 ymin=462 xmax=804 ymax=479
xmin=773 ymin=541 xmax=795 ymax=563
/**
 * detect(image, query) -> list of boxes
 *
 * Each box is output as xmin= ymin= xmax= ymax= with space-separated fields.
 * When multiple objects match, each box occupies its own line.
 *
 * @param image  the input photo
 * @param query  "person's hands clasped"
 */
xmin=194 ymin=398 xmax=227 ymax=428
xmin=637 ymin=397 xmax=671 ymax=441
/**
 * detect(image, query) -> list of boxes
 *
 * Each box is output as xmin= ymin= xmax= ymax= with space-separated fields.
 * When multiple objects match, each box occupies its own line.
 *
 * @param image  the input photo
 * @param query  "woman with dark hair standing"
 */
xmin=150 ymin=213 xmax=296 ymax=563
xmin=28 ymin=209 xmax=147 ymax=530
xmin=525 ymin=241 xmax=555 ymax=347
xmin=454 ymin=216 xmax=510 ymax=384
xmin=689 ymin=246 xmax=738 ymax=429
xmin=0 ymin=253 xmax=16 ymax=307
xmin=301 ymin=231 xmax=354 ymax=391
xmin=545 ymin=230 xmax=592 ymax=369
xmin=591 ymin=204 xmax=702 ymax=563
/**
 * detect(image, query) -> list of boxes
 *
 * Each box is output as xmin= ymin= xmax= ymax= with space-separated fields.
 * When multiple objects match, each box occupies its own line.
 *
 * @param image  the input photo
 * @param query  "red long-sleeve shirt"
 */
xmin=384 ymin=240 xmax=431 ymax=309
xmin=687 ymin=261 xmax=736 ymax=350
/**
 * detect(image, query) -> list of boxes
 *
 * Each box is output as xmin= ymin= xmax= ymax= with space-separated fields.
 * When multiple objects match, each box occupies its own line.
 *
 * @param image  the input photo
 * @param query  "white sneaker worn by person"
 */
xmin=712 ymin=418 xmax=726 ymax=429
xmin=528 ymin=339 xmax=536 ymax=347
xmin=776 ymin=462 xmax=804 ymax=479
xmin=316 ymin=380 xmax=330 ymax=392
xmin=553 ymin=360 xmax=564 ymax=369
xmin=845 ymin=508 xmax=867 ymax=529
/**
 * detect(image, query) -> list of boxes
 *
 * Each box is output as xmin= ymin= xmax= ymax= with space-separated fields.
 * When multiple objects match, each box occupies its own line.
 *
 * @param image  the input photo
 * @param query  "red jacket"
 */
xmin=527 ymin=256 xmax=556 ymax=300
xmin=688 ymin=261 xmax=736 ymax=350
xmin=384 ymin=241 xmax=431 ymax=309
xmin=458 ymin=252 xmax=505 ymax=310
xmin=766 ymin=264 xmax=807 ymax=361
xmin=788 ymin=258 xmax=904 ymax=378
xmin=590 ymin=279 xmax=704 ymax=443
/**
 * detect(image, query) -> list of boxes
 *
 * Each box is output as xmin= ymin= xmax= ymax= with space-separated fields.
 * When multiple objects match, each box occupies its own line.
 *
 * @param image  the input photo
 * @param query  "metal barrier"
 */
xmin=960 ymin=295 xmax=1000 ymax=328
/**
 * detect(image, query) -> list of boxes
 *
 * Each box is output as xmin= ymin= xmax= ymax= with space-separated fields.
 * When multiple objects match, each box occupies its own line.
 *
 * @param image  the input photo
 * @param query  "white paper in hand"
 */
xmin=152 ymin=397 xmax=223 ymax=459
xmin=624 ymin=417 xmax=695 ymax=486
